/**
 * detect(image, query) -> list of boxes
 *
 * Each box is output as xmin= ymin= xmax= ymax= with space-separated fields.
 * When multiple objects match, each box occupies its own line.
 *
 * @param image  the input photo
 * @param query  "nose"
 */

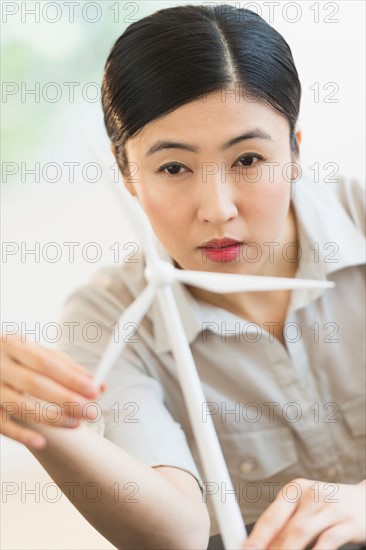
xmin=197 ymin=172 xmax=238 ymax=225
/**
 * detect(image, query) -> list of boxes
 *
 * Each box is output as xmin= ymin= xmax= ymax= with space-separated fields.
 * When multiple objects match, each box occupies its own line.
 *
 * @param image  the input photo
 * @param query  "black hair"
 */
xmin=101 ymin=4 xmax=301 ymax=178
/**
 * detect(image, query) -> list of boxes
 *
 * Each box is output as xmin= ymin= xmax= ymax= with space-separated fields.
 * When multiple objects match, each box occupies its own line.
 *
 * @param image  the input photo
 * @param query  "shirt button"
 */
xmin=325 ymin=466 xmax=339 ymax=478
xmin=239 ymin=459 xmax=255 ymax=473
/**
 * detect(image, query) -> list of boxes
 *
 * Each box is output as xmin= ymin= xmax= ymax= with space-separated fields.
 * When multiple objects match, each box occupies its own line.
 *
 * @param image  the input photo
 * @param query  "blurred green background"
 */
xmin=1 ymin=1 xmax=172 ymax=165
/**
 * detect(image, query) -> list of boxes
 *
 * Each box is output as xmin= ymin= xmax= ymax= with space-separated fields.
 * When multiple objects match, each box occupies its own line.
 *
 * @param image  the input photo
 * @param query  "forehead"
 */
xmin=126 ymin=90 xmax=289 ymax=156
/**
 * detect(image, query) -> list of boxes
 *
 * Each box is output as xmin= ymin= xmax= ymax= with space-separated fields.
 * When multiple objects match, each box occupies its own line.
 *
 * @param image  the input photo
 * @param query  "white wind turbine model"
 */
xmin=88 ymin=140 xmax=335 ymax=549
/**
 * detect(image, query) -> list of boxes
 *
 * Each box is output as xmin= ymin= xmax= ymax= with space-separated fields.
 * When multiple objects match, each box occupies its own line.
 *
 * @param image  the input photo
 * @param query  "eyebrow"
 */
xmin=145 ymin=129 xmax=274 ymax=157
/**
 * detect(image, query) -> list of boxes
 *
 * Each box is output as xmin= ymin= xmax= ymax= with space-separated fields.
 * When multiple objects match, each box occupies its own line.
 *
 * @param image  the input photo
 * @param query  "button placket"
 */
xmin=239 ymin=458 xmax=256 ymax=474
xmin=261 ymin=317 xmax=341 ymax=476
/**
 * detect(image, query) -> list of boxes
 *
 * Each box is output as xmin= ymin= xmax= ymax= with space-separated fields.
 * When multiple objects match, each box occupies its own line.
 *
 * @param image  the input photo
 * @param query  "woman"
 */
xmin=1 ymin=4 xmax=365 ymax=549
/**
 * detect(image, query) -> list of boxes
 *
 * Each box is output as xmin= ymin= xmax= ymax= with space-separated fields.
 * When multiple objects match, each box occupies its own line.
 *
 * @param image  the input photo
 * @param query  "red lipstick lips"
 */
xmin=200 ymin=237 xmax=242 ymax=249
xmin=199 ymin=238 xmax=244 ymax=263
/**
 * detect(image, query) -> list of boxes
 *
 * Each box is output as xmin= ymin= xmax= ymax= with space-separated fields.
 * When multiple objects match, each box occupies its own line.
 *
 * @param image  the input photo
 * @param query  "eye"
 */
xmin=155 ymin=162 xmax=188 ymax=178
xmin=235 ymin=153 xmax=265 ymax=167
xmin=155 ymin=153 xmax=266 ymax=180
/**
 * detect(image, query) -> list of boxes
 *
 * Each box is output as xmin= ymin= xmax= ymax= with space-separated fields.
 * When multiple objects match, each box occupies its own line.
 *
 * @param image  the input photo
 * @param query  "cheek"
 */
xmin=243 ymin=178 xmax=290 ymax=235
xmin=136 ymin=188 xmax=185 ymax=246
xmin=264 ymin=179 xmax=290 ymax=212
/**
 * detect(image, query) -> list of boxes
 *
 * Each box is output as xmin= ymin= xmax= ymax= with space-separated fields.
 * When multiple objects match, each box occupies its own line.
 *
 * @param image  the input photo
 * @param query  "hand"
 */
xmin=0 ymin=333 xmax=107 ymax=450
xmin=242 ymin=477 xmax=366 ymax=550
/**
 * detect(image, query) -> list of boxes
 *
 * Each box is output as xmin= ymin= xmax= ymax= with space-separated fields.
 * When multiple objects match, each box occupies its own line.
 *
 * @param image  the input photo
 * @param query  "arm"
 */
xmin=25 ymin=419 xmax=210 ymax=550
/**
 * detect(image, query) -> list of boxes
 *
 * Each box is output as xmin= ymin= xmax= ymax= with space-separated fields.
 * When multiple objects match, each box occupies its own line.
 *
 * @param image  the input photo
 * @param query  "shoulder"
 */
xmin=327 ymin=175 xmax=365 ymax=235
xmin=56 ymin=250 xmax=154 ymax=368
xmin=59 ymin=249 xmax=147 ymax=321
xmin=297 ymin=173 xmax=365 ymax=236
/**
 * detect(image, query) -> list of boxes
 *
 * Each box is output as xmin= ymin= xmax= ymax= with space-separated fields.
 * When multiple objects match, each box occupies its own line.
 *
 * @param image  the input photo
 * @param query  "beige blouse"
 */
xmin=56 ymin=174 xmax=366 ymax=537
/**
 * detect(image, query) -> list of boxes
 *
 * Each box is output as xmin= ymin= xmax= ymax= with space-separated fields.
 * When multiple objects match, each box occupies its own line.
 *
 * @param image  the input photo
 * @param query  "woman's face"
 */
xmin=120 ymin=90 xmax=299 ymax=276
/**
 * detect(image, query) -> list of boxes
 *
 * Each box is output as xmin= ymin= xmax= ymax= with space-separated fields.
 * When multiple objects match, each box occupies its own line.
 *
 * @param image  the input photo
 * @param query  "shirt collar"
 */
xmin=146 ymin=175 xmax=365 ymax=354
xmin=287 ymin=175 xmax=365 ymax=312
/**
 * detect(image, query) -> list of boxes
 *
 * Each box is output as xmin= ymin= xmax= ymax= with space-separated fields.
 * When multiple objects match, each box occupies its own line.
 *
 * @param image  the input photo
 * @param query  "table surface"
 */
xmin=207 ymin=524 xmax=366 ymax=550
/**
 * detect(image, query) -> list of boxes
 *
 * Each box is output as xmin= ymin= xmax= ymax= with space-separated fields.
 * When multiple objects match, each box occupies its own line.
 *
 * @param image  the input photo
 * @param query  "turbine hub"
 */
xmin=144 ymin=261 xmax=176 ymax=288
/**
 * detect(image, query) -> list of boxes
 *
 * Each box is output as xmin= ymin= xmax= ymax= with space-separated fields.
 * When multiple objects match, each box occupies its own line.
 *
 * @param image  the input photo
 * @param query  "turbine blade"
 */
xmin=82 ymin=134 xmax=160 ymax=265
xmin=174 ymin=269 xmax=335 ymax=293
xmin=112 ymin=185 xmax=161 ymax=264
xmin=92 ymin=282 xmax=156 ymax=386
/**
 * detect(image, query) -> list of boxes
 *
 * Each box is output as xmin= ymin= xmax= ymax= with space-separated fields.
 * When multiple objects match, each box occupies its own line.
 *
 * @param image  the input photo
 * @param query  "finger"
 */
xmin=0 ymin=412 xmax=47 ymax=449
xmin=52 ymin=350 xmax=108 ymax=392
xmin=2 ymin=353 xmax=103 ymax=410
xmin=100 ymin=381 xmax=108 ymax=392
xmin=51 ymin=348 xmax=95 ymax=376
xmin=1 ymin=383 xmax=83 ymax=427
xmin=2 ymin=335 xmax=105 ymax=397
xmin=9 ymin=404 xmax=83 ymax=432
xmin=243 ymin=483 xmax=302 ymax=549
xmin=1 ymin=359 xmax=95 ymax=415
xmin=312 ymin=521 xmax=354 ymax=550
xmin=2 ymin=335 xmax=92 ymax=380
xmin=267 ymin=508 xmax=344 ymax=550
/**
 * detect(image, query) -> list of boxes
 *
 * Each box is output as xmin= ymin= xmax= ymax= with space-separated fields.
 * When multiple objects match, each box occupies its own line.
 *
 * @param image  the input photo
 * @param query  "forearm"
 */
xmin=23 ymin=421 xmax=209 ymax=549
